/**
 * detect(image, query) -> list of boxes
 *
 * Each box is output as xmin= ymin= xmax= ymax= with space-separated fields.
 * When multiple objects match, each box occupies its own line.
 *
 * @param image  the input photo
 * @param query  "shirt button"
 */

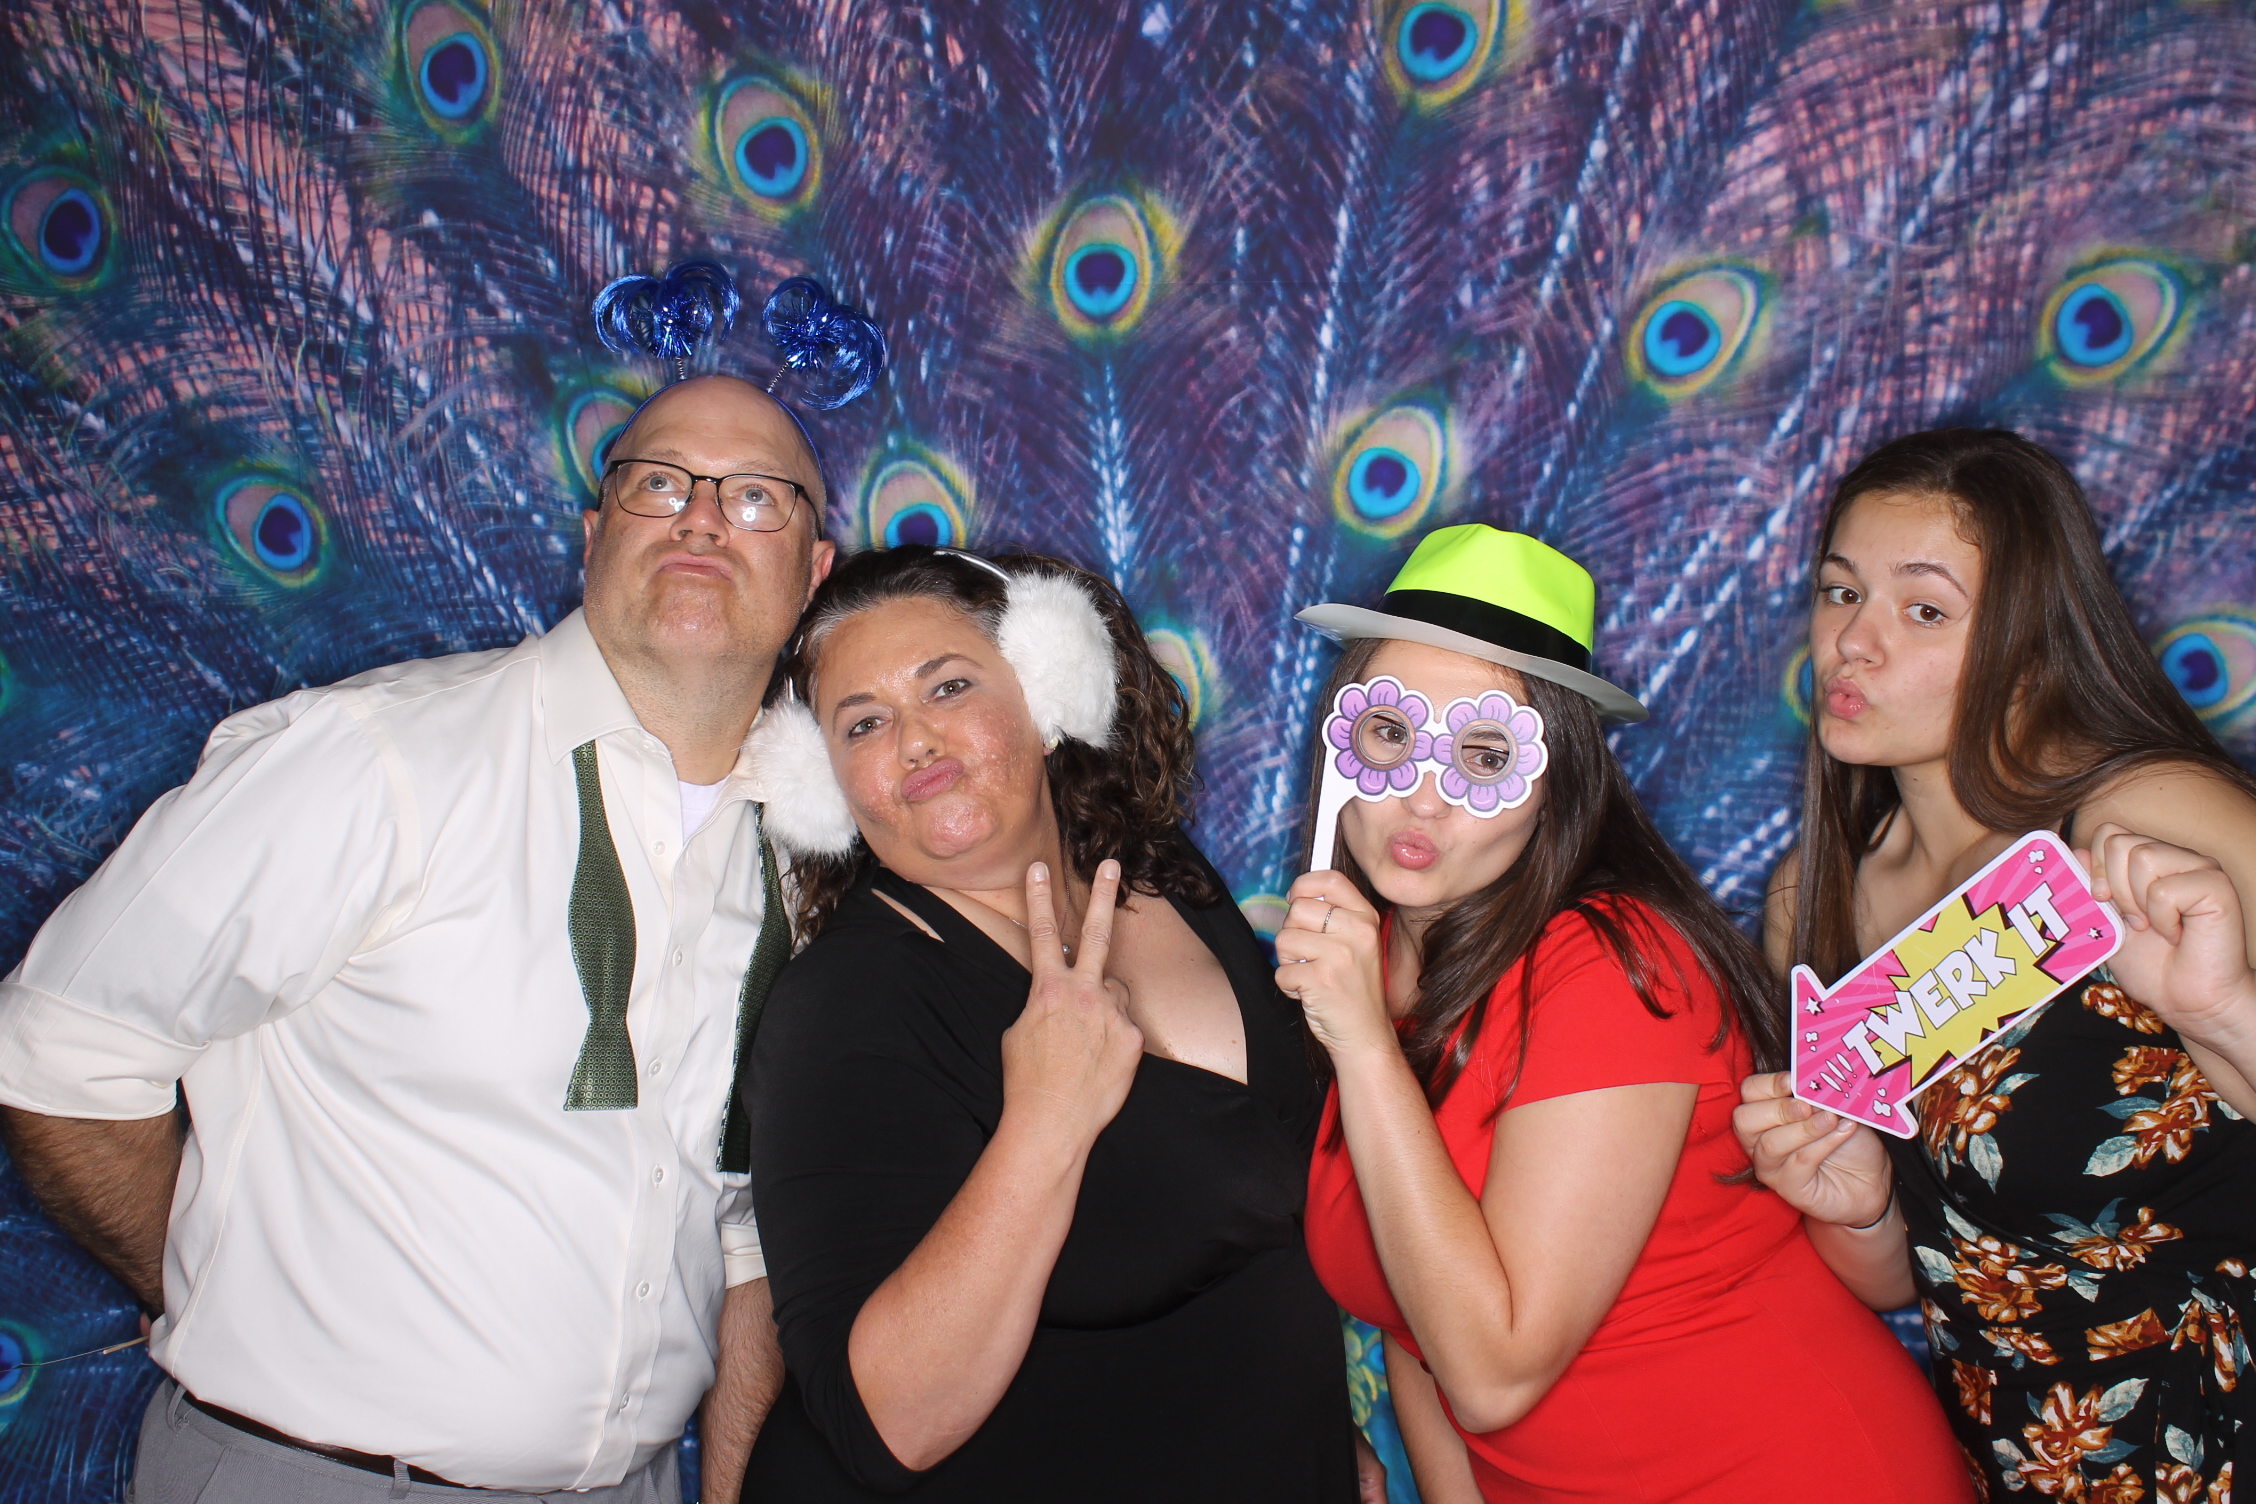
xmin=636 ymin=1281 xmax=652 ymax=1299
xmin=673 ymin=949 xmax=685 ymax=966
xmin=619 ymin=1394 xmax=631 ymax=1412
xmin=654 ymin=840 xmax=667 ymax=855
xmin=653 ymin=1167 xmax=665 ymax=1184
xmin=647 ymin=1059 xmax=663 ymax=1076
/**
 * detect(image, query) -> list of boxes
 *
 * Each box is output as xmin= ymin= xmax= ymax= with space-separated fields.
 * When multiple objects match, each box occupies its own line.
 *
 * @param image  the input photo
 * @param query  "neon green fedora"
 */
xmin=1297 ymin=524 xmax=1648 ymax=724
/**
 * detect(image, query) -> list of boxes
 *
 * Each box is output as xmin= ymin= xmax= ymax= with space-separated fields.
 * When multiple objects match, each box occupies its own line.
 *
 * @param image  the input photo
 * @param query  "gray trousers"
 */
xmin=128 ymin=1382 xmax=684 ymax=1504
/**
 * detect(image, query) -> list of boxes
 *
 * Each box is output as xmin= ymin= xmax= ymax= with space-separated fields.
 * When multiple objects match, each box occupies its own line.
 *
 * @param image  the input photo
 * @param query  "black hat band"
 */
xmin=1379 ymin=589 xmax=1592 ymax=674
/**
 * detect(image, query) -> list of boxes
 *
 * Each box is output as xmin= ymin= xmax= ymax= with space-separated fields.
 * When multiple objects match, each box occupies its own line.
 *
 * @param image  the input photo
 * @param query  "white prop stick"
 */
xmin=1306 ymin=763 xmax=1359 ymax=874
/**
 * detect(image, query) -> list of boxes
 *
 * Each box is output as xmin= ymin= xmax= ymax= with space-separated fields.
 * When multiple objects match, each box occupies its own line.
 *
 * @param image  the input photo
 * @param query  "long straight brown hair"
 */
xmin=1791 ymin=428 xmax=2256 ymax=983
xmin=1305 ymin=637 xmax=1785 ymax=1110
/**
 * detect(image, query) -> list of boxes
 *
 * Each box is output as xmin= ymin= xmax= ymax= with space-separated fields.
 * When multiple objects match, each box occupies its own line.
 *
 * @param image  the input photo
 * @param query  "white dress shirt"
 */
xmin=0 ymin=610 xmax=771 ymax=1490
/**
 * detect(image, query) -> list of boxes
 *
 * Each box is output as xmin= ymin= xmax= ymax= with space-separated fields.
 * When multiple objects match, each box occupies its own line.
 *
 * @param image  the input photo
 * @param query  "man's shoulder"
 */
xmin=200 ymin=634 xmax=543 ymax=765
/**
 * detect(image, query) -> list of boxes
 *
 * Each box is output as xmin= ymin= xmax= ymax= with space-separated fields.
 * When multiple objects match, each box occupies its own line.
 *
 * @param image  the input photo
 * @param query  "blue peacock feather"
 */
xmin=7 ymin=3 xmax=2256 ymax=1500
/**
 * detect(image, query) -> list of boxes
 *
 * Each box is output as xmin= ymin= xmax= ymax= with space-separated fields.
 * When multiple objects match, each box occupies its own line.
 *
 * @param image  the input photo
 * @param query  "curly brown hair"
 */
xmin=777 ymin=544 xmax=1221 ymax=936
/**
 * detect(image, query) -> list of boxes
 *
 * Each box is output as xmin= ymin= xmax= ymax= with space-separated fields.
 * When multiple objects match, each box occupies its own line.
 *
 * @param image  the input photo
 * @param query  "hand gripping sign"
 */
xmin=1792 ymin=832 xmax=2124 ymax=1137
xmin=1306 ymin=676 xmax=1548 ymax=872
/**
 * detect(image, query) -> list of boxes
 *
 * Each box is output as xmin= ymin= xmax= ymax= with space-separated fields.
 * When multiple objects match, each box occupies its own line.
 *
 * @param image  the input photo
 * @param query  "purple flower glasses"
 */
xmin=1319 ymin=676 xmax=1548 ymax=816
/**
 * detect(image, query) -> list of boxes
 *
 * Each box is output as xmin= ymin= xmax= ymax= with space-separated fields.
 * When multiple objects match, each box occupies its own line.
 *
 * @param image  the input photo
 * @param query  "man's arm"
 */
xmin=0 ymin=1106 xmax=182 ymax=1311
xmin=697 ymin=1276 xmax=783 ymax=1504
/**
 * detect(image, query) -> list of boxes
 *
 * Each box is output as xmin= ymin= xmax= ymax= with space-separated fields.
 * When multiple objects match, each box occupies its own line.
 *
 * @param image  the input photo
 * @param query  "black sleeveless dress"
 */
xmin=739 ymin=855 xmax=1357 ymax=1502
xmin=1885 ymin=834 xmax=2256 ymax=1501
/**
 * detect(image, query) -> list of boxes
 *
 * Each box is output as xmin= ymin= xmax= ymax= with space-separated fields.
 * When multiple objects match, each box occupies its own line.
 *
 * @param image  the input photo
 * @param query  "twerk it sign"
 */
xmin=1791 ymin=833 xmax=2124 ymax=1137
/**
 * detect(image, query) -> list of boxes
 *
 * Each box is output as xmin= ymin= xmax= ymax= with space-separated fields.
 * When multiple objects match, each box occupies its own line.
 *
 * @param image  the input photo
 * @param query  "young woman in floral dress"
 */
xmin=1737 ymin=429 xmax=2256 ymax=1502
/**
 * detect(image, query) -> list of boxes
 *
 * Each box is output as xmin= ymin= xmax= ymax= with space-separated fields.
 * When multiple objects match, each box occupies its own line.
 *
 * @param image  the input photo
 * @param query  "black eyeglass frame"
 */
xmin=599 ymin=456 xmax=813 ymax=534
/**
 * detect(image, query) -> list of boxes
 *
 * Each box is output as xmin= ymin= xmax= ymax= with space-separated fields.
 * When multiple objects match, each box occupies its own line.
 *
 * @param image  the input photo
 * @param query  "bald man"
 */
xmin=0 ymin=376 xmax=829 ymax=1503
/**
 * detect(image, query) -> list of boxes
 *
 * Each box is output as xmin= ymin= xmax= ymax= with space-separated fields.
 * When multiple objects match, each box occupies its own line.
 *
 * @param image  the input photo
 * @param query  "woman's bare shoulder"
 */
xmin=1757 ymin=846 xmax=1802 ymax=975
xmin=2080 ymin=759 xmax=2256 ymax=857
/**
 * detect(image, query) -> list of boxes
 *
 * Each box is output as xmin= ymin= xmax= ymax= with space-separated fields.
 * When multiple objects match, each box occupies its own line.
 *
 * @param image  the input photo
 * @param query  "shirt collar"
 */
xmin=538 ymin=609 xmax=645 ymax=763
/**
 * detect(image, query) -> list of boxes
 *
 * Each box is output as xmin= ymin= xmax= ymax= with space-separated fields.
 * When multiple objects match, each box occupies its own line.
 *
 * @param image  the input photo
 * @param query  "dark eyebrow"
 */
xmin=826 ymin=656 xmax=976 ymax=719
xmin=1895 ymin=559 xmax=1968 ymax=592
xmin=1819 ymin=551 xmax=1857 ymax=573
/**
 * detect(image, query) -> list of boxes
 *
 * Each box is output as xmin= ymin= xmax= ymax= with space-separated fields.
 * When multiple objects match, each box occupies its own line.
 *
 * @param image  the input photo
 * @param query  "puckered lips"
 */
xmin=1822 ymin=672 xmax=1869 ymax=721
xmin=1386 ymin=828 xmax=1440 ymax=872
xmin=901 ymin=757 xmax=966 ymax=804
xmin=654 ymin=548 xmax=733 ymax=581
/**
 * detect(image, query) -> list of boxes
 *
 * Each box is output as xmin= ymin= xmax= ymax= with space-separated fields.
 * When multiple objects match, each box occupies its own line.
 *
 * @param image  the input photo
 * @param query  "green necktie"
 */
xmin=565 ymin=742 xmax=639 ymax=1110
xmin=718 ymin=808 xmax=788 ymax=1173
xmin=563 ymin=740 xmax=789 ymax=1153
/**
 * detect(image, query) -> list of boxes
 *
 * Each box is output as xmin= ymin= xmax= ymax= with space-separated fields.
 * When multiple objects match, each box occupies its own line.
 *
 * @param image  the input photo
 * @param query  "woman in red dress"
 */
xmin=1279 ymin=524 xmax=1968 ymax=1502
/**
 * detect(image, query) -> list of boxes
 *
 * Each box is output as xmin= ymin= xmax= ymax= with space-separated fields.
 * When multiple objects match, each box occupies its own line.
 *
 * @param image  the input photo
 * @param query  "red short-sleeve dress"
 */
xmin=1305 ymin=900 xmax=1971 ymax=1502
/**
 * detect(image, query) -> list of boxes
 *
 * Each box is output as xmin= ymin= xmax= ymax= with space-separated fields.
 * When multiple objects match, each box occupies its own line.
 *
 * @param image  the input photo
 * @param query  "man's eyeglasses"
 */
xmin=600 ymin=458 xmax=810 ymax=534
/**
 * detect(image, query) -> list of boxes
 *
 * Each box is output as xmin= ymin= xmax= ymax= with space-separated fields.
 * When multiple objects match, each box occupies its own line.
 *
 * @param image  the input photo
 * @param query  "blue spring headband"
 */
xmin=589 ymin=261 xmax=887 ymax=509
xmin=591 ymin=259 xmax=887 ymax=409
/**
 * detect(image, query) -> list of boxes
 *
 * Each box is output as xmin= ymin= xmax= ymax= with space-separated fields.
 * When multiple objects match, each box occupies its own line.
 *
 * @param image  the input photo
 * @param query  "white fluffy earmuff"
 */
xmin=745 ymin=695 xmax=860 ymax=859
xmin=997 ymin=569 xmax=1118 ymax=752
xmin=745 ymin=559 xmax=1120 ymax=860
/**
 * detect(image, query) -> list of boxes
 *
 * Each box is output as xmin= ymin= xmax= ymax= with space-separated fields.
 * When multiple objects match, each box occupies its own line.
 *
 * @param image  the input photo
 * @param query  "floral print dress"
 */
xmin=1888 ymin=966 xmax=2255 ymax=1503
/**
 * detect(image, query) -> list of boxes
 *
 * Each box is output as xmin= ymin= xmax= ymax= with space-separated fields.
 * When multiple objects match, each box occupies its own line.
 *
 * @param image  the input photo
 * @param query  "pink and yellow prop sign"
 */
xmin=1790 ymin=832 xmax=2124 ymax=1138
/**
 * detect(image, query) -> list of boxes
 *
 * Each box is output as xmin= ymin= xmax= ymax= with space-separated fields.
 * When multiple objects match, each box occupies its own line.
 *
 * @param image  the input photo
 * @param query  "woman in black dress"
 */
xmin=735 ymin=545 xmax=1361 ymax=1502
xmin=1733 ymin=429 xmax=2256 ymax=1500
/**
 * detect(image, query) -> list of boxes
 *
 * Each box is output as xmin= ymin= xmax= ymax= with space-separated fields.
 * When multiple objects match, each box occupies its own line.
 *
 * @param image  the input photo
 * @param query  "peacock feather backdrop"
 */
xmin=5 ymin=0 xmax=2256 ymax=1497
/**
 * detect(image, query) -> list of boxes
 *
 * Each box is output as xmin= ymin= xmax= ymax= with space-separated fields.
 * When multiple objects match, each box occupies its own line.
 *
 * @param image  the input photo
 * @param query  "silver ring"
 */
xmin=1320 ymin=905 xmax=1333 ymax=934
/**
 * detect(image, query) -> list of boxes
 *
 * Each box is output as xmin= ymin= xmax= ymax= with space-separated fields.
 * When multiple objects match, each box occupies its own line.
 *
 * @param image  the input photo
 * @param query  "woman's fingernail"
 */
xmin=1101 ymin=859 xmax=1120 ymax=880
xmin=1029 ymin=862 xmax=1048 ymax=883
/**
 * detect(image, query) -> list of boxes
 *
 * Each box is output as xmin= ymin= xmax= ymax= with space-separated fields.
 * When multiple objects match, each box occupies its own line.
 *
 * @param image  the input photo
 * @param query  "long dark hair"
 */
xmin=780 ymin=545 xmax=1222 ymax=936
xmin=1306 ymin=638 xmax=1785 ymax=1109
xmin=1791 ymin=428 xmax=2256 ymax=983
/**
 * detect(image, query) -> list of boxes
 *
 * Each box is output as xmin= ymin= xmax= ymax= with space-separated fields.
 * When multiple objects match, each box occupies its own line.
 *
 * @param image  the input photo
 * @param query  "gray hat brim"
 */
xmin=1296 ymin=604 xmax=1649 ymax=724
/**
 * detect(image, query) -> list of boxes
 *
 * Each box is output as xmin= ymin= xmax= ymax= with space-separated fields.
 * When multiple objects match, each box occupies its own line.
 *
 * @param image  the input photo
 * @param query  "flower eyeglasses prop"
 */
xmin=1307 ymin=674 xmax=1549 ymax=871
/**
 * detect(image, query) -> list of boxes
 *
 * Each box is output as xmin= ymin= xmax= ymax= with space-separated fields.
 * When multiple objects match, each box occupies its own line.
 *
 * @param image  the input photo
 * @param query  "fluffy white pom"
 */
xmin=744 ymin=699 xmax=859 ymax=858
xmin=997 ymin=572 xmax=1117 ymax=750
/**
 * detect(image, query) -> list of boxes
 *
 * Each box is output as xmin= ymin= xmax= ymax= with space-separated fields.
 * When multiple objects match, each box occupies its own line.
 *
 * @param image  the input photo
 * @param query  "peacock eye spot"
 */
xmin=2153 ymin=611 xmax=2256 ymax=724
xmin=884 ymin=503 xmax=946 ymax=548
xmin=863 ymin=453 xmax=970 ymax=551
xmin=1332 ymin=404 xmax=1447 ymax=537
xmin=2164 ymin=633 xmax=2224 ymax=705
xmin=1046 ymin=195 xmax=1161 ymax=337
xmin=422 ymin=33 xmax=488 ymax=117
xmin=1347 ymin=448 xmax=1420 ymax=519
xmin=714 ymin=79 xmax=819 ymax=208
xmin=735 ymin=118 xmax=808 ymax=198
xmin=1064 ymin=243 xmax=1137 ymax=319
xmin=402 ymin=1 xmax=498 ymax=130
xmin=38 ymin=189 xmax=101 ymax=274
xmin=1627 ymin=267 xmax=1763 ymax=397
xmin=1384 ymin=0 xmax=1499 ymax=101
xmin=1646 ymin=302 xmax=1721 ymax=374
xmin=217 ymin=478 xmax=323 ymax=581
xmin=1781 ymin=643 xmax=1815 ymax=726
xmin=1399 ymin=3 xmax=1478 ymax=81
xmin=560 ymin=387 xmax=640 ymax=497
xmin=2057 ymin=284 xmax=2130 ymax=366
xmin=0 ymin=1326 xmax=29 ymax=1404
xmin=6 ymin=172 xmax=111 ymax=285
xmin=2040 ymin=257 xmax=2181 ymax=384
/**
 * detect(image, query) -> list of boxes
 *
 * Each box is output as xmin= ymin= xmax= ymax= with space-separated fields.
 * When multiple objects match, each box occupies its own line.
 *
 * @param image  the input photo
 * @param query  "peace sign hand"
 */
xmin=999 ymin=860 xmax=1145 ymax=1148
xmin=2082 ymin=824 xmax=2256 ymax=1049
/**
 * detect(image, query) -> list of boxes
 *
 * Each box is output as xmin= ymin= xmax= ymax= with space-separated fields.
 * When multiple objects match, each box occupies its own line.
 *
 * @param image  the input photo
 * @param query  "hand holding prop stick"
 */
xmin=1790 ymin=832 xmax=2123 ymax=1137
